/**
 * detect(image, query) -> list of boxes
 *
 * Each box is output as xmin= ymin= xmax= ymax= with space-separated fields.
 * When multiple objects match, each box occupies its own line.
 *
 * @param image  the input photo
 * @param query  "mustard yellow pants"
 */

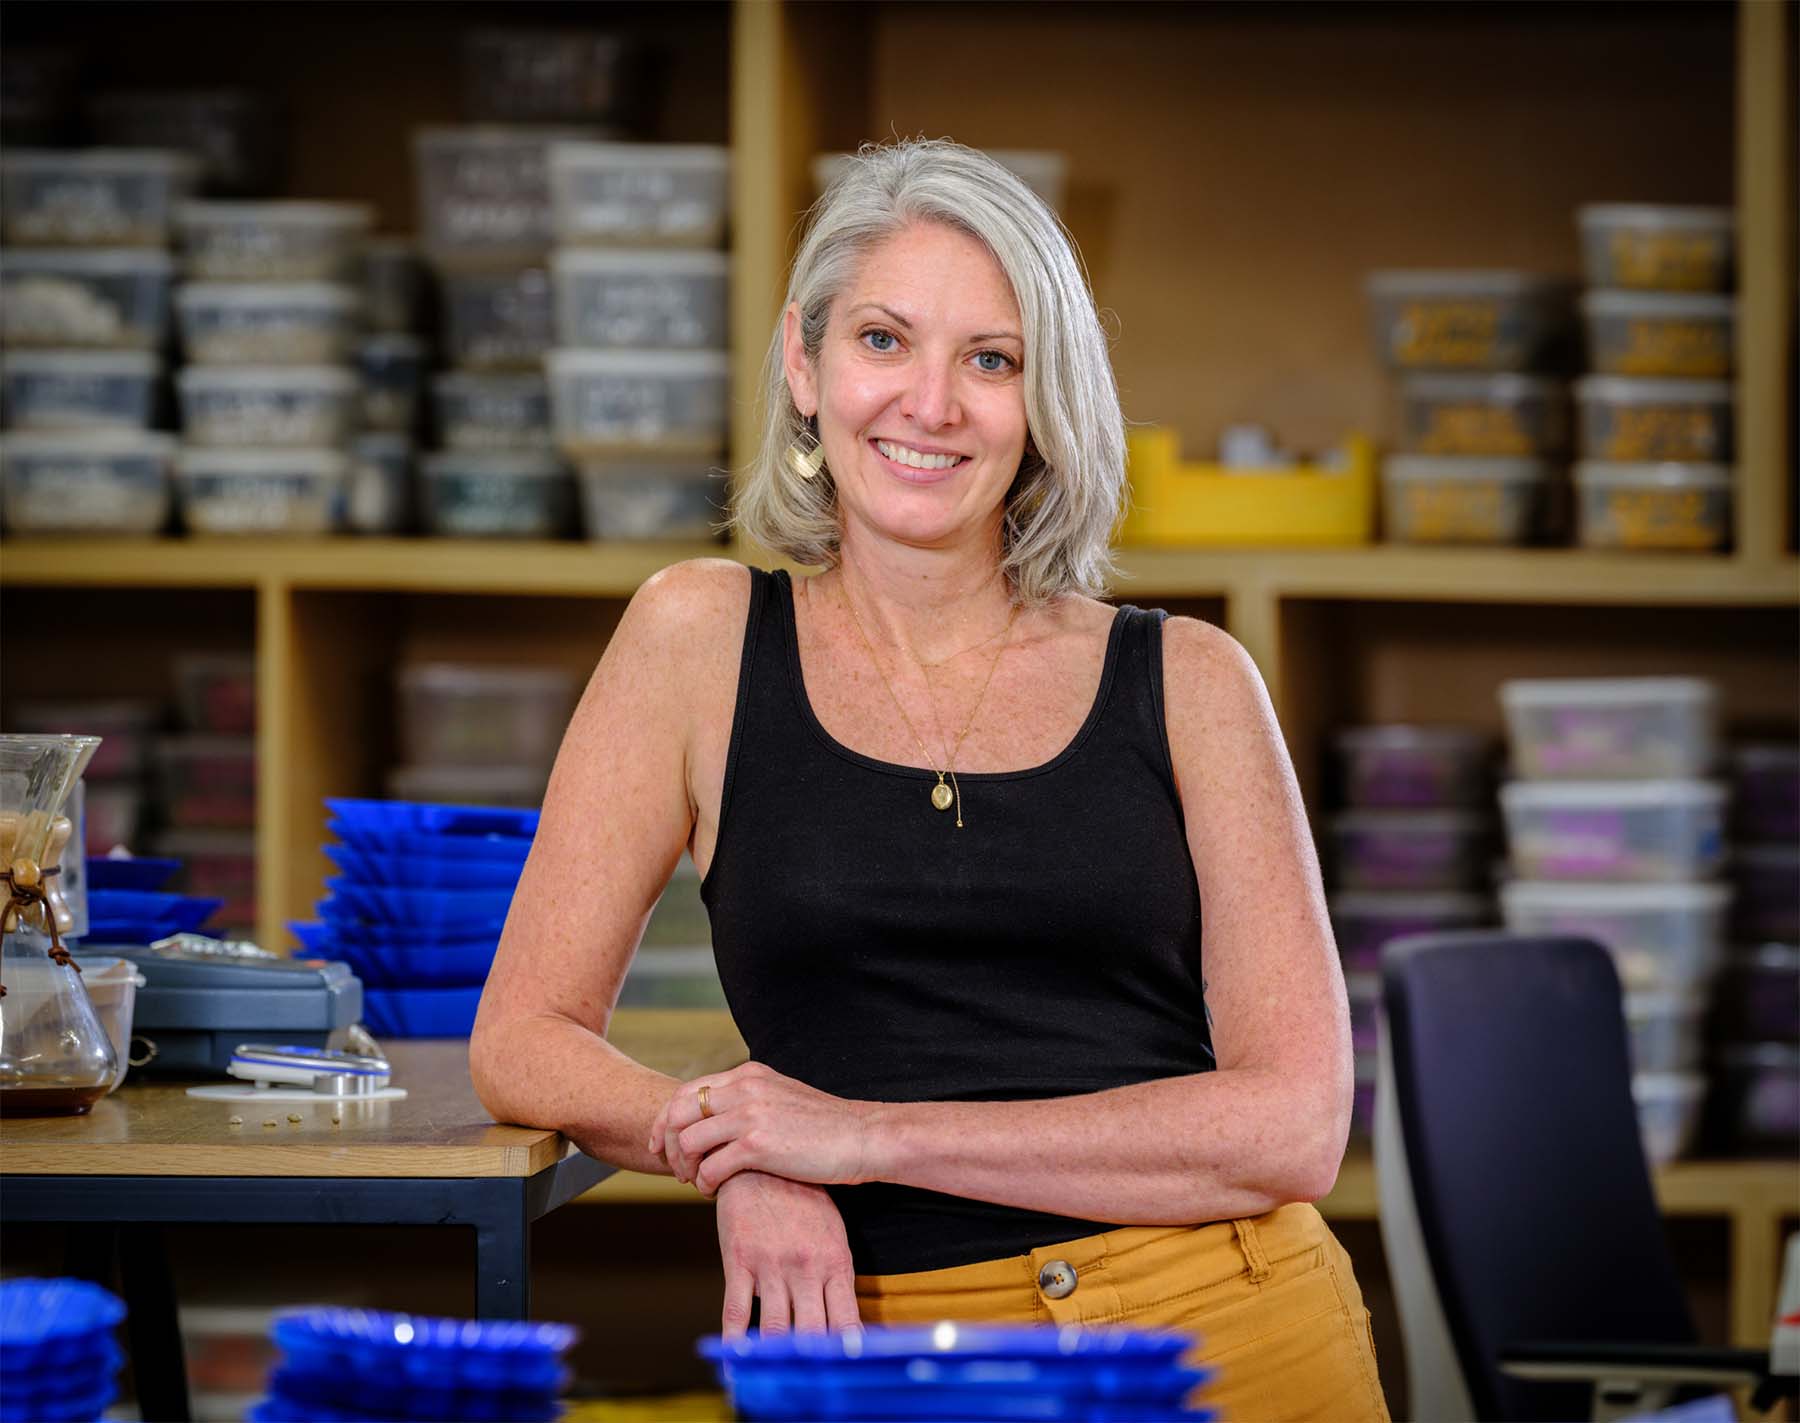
xmin=855 ymin=1202 xmax=1390 ymax=1423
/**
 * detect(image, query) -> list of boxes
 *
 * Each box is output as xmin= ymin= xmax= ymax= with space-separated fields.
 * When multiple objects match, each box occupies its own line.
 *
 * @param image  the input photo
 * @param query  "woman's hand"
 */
xmin=648 ymin=1061 xmax=877 ymax=1195
xmin=714 ymin=1170 xmax=861 ymax=1336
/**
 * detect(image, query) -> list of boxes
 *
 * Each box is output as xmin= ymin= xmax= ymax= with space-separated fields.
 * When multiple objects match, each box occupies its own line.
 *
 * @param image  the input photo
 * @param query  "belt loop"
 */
xmin=1232 ymin=1216 xmax=1274 ymax=1284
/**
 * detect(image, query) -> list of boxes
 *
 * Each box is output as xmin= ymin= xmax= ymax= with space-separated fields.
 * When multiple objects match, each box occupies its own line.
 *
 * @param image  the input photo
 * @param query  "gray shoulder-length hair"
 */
xmin=730 ymin=138 xmax=1126 ymax=605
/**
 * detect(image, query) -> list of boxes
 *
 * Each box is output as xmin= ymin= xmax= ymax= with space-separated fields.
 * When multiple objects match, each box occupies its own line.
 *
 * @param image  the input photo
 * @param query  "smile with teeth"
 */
xmin=875 ymin=439 xmax=969 ymax=471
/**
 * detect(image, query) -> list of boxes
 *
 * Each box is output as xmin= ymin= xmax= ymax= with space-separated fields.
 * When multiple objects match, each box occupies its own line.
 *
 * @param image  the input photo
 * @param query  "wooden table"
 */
xmin=0 ymin=1010 xmax=747 ymax=1421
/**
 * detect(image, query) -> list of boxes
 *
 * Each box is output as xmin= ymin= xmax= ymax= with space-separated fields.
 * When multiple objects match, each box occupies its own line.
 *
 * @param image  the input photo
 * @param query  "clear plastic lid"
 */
xmin=1 ymin=350 xmax=160 ymax=377
xmin=177 ymin=200 xmax=372 ymax=228
xmin=1500 ymin=676 xmax=1717 ymax=708
xmin=1383 ymin=455 xmax=1551 ymax=483
xmin=415 ymin=124 xmax=601 ymax=152
xmin=177 ymin=364 xmax=358 ymax=392
xmin=433 ymin=371 xmax=548 ymax=396
xmin=1629 ymin=1070 xmax=1707 ymax=1102
xmin=1499 ymin=879 xmax=1731 ymax=911
xmin=551 ymin=248 xmax=729 ymax=276
xmin=1331 ymin=809 xmax=1493 ymax=831
xmin=1731 ymin=742 xmax=1800 ymax=771
xmin=1 ymin=247 xmax=174 ymax=273
xmin=175 ymin=282 xmax=361 ymax=311
xmin=1329 ymin=890 xmax=1493 ymax=918
xmin=1573 ymin=376 xmax=1735 ymax=404
xmin=359 ymin=333 xmax=427 ymax=360
xmin=1578 ymin=204 xmax=1735 ymax=231
xmin=545 ymin=348 xmax=729 ymax=377
xmin=1733 ymin=843 xmax=1800 ymax=869
xmin=1332 ymin=724 xmax=1491 ymax=752
xmin=1366 ymin=270 xmax=1573 ymax=297
xmin=1397 ymin=372 xmax=1567 ymax=400
xmin=421 ymin=451 xmax=565 ymax=478
xmin=1622 ymin=987 xmax=1709 ymax=1016
xmin=547 ymin=140 xmax=730 ymax=172
xmin=397 ymin=662 xmax=573 ymax=693
xmin=0 ymin=430 xmax=177 ymax=457
xmin=1582 ymin=290 xmax=1736 ymax=317
xmin=1499 ymin=778 xmax=1727 ymax=809
xmin=1573 ymin=461 xmax=1733 ymax=489
xmin=176 ymin=447 xmax=350 ymax=477
xmin=2 ymin=147 xmax=200 ymax=177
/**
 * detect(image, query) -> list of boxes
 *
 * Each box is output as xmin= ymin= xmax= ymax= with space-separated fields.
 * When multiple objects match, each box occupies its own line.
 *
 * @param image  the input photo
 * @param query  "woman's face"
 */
xmin=784 ymin=221 xmax=1029 ymax=557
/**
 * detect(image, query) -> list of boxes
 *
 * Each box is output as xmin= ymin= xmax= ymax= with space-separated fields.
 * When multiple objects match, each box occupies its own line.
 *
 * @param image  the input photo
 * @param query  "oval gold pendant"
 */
xmin=930 ymin=782 xmax=954 ymax=812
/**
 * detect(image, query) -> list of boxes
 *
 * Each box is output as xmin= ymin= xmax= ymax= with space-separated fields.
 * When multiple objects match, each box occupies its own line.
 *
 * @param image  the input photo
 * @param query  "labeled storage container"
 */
xmin=1731 ymin=743 xmax=1800 ymax=842
xmin=173 ymin=447 xmax=347 ymax=534
xmin=419 ymin=450 xmax=575 ymax=537
xmin=1582 ymin=291 xmax=1735 ymax=379
xmin=1499 ymin=779 xmax=1727 ymax=882
xmin=177 ymin=365 xmax=359 ymax=447
xmin=1715 ymin=947 xmax=1800 ymax=1045
xmin=346 ymin=433 xmax=413 ymax=535
xmin=0 ymin=430 xmax=175 ymax=533
xmin=1332 ymin=725 xmax=1493 ymax=809
xmin=547 ymin=349 xmax=730 ymax=457
xmin=0 ymin=247 xmax=174 ymax=348
xmin=1395 ymin=373 xmax=1570 ymax=457
xmin=1714 ymin=1044 xmax=1800 ymax=1151
xmin=1 ymin=350 xmax=160 ymax=430
xmin=1577 ymin=205 xmax=1735 ymax=293
xmin=1 ymin=148 xmax=199 ymax=246
xmin=1499 ymin=879 xmax=1730 ymax=990
xmin=1380 ymin=455 xmax=1550 ymax=545
xmin=152 ymin=828 xmax=257 ymax=928
xmin=1365 ymin=271 xmax=1575 ymax=372
xmin=385 ymin=762 xmax=548 ymax=810
xmin=176 ymin=282 xmax=361 ymax=365
xmin=576 ymin=459 xmax=725 ymax=541
xmin=153 ymin=735 xmax=256 ymax=829
xmin=12 ymin=698 xmax=161 ymax=780
xmin=414 ymin=126 xmax=596 ymax=264
xmin=397 ymin=663 xmax=576 ymax=768
xmin=1500 ymin=677 xmax=1717 ymax=781
xmin=432 ymin=372 xmax=552 ymax=450
xmin=1733 ymin=843 xmax=1800 ymax=944
xmin=1623 ymin=990 xmax=1708 ymax=1073
xmin=439 ymin=266 xmax=554 ymax=371
xmin=90 ymin=89 xmax=283 ymax=196
xmin=551 ymin=248 xmax=729 ymax=350
xmin=1573 ymin=461 xmax=1731 ymax=552
xmin=357 ymin=334 xmax=426 ymax=433
xmin=1329 ymin=890 xmax=1493 ymax=973
xmin=360 ymin=238 xmax=426 ymax=334
xmin=462 ymin=27 xmax=644 ymax=126
xmin=174 ymin=653 xmax=256 ymax=734
xmin=1574 ymin=377 xmax=1734 ymax=464
xmin=1632 ymin=1071 xmax=1706 ymax=1165
xmin=176 ymin=200 xmax=371 ymax=281
xmin=1328 ymin=810 xmax=1493 ymax=891
xmin=548 ymin=141 xmax=731 ymax=248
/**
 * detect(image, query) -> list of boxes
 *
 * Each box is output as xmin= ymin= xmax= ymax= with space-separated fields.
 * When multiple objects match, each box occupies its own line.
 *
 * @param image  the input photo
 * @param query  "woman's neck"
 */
xmin=817 ymin=526 xmax=1016 ymax=666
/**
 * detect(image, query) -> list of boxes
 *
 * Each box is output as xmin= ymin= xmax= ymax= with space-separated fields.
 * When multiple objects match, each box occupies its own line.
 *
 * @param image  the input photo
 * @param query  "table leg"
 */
xmin=118 ymin=1225 xmax=192 ymax=1423
xmin=474 ymin=1199 xmax=529 ymax=1320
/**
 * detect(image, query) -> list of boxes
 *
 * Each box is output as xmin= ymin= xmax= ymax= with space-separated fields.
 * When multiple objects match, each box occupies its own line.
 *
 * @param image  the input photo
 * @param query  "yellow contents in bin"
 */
xmin=1121 ymin=428 xmax=1376 ymax=546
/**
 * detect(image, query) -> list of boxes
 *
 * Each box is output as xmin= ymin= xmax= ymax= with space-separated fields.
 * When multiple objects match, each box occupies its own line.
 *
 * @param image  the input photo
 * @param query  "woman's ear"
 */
xmin=782 ymin=302 xmax=817 ymax=418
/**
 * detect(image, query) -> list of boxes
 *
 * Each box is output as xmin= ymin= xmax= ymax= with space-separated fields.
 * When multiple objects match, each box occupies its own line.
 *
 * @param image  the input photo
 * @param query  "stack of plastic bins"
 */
xmin=701 ymin=1324 xmax=1215 ymax=1423
xmin=10 ymin=698 xmax=163 ymax=855
xmin=1324 ymin=726 xmax=1499 ymax=1138
xmin=151 ymin=653 xmax=257 ymax=932
xmin=545 ymin=140 xmax=732 ymax=542
xmin=1365 ymin=269 xmax=1576 ymax=545
xmin=1709 ymin=743 xmax=1800 ymax=1155
xmin=1498 ymin=677 xmax=1728 ymax=1165
xmin=0 ymin=1278 xmax=128 ymax=1423
xmin=254 ymin=1307 xmax=576 ymax=1423
xmin=387 ymin=662 xmax=575 ymax=811
xmin=294 ymin=798 xmax=538 ymax=1038
xmin=1573 ymin=205 xmax=1737 ymax=552
xmin=0 ymin=149 xmax=192 ymax=536
xmin=350 ymin=232 xmax=431 ymax=536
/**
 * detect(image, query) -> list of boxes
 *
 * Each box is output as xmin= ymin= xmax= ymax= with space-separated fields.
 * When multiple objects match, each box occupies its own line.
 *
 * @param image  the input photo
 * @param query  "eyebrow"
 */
xmin=848 ymin=302 xmax=1022 ymax=345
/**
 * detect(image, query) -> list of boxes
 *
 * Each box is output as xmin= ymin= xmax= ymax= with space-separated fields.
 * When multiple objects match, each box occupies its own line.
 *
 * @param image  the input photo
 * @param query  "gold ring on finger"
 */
xmin=698 ymin=1084 xmax=713 ymax=1119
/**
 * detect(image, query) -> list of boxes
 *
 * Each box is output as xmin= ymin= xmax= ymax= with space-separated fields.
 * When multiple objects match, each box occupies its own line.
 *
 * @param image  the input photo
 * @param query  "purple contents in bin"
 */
xmin=1732 ymin=744 xmax=1800 ymax=842
xmin=1332 ymin=726 xmax=1491 ymax=809
xmin=1716 ymin=948 xmax=1800 ymax=1044
xmin=1330 ymin=891 xmax=1493 ymax=973
xmin=1733 ymin=845 xmax=1800 ymax=943
xmin=1330 ymin=811 xmax=1491 ymax=891
xmin=1717 ymin=1045 xmax=1800 ymax=1148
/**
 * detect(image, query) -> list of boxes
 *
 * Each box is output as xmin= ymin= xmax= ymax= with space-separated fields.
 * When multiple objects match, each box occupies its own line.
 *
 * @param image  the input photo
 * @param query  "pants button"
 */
xmin=1037 ymin=1259 xmax=1077 ymax=1299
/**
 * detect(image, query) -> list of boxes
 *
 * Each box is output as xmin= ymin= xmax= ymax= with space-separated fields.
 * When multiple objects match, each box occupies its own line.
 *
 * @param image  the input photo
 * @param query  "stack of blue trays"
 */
xmin=84 ymin=864 xmax=223 ymax=944
xmin=251 ymin=1307 xmax=577 ymax=1423
xmin=0 ymin=1278 xmax=127 ymax=1423
xmin=288 ymin=799 xmax=537 ymax=1038
xmin=699 ymin=1324 xmax=1216 ymax=1422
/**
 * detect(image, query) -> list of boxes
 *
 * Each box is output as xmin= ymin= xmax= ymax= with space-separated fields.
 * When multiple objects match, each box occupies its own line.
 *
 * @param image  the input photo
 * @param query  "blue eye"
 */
xmin=862 ymin=329 xmax=897 ymax=353
xmin=974 ymin=350 xmax=1015 ymax=373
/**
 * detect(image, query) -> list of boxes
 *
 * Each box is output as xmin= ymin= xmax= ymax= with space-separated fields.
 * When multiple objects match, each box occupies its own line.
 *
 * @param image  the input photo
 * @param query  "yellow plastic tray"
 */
xmin=1121 ymin=427 xmax=1377 ymax=546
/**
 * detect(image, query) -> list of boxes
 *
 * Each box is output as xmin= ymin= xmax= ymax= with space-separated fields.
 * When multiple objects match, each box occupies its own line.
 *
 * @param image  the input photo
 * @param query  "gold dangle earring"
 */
xmin=785 ymin=418 xmax=827 ymax=482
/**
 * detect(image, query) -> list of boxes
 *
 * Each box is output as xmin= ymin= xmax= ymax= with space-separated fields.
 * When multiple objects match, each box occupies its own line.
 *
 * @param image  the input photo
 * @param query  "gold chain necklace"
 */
xmin=839 ymin=580 xmax=1018 ymax=828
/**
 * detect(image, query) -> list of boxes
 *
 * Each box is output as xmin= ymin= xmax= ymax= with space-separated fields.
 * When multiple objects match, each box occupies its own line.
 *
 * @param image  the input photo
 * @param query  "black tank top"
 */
xmin=701 ymin=569 xmax=1214 ymax=1275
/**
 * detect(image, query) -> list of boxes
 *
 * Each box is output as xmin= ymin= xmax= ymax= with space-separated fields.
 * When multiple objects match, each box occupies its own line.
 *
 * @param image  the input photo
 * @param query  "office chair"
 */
xmin=1375 ymin=930 xmax=1766 ymax=1423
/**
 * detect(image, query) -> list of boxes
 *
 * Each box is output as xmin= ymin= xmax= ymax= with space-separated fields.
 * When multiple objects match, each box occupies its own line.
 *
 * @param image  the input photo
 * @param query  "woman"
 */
xmin=471 ymin=139 xmax=1388 ymax=1422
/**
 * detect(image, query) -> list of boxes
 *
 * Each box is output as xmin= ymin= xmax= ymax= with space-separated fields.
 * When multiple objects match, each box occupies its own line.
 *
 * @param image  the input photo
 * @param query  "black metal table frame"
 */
xmin=8 ymin=1150 xmax=609 ymax=1422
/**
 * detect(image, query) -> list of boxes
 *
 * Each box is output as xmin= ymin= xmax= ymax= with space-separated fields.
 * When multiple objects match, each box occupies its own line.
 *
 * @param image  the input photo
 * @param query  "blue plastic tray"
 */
xmin=290 ymin=935 xmax=498 ymax=990
xmin=324 ymin=845 xmax=524 ymax=891
xmin=269 ymin=1366 xmax=564 ymax=1422
xmin=85 ymin=890 xmax=222 ymax=935
xmin=327 ymin=823 xmax=534 ymax=865
xmin=0 ymin=1344 xmax=123 ymax=1417
xmin=701 ymin=1326 xmax=1197 ymax=1364
xmin=325 ymin=799 xmax=539 ymax=845
xmin=295 ymin=917 xmax=505 ymax=950
xmin=362 ymin=987 xmax=485 ymax=1038
xmin=0 ymin=1377 xmax=117 ymax=1423
xmin=323 ymin=879 xmax=517 ymax=929
xmin=725 ymin=1375 xmax=1212 ymax=1421
xmin=0 ymin=1278 xmax=126 ymax=1360
xmin=84 ymin=857 xmax=182 ymax=892
xmin=716 ymin=1358 xmax=1210 ymax=1403
xmin=271 ymin=1308 xmax=575 ymax=1387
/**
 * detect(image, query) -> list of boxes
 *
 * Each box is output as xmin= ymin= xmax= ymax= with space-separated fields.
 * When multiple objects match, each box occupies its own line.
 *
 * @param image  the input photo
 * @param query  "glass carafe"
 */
xmin=0 ymin=734 xmax=117 ymax=1116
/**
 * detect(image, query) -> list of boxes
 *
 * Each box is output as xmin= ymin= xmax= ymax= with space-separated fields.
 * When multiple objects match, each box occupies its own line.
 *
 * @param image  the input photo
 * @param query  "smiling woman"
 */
xmin=470 ymin=138 xmax=1388 ymax=1423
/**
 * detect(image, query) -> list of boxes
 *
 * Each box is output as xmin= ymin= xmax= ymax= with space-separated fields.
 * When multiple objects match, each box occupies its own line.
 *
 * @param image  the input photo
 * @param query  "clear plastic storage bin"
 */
xmin=551 ymin=248 xmax=729 ymax=349
xmin=576 ymin=459 xmax=725 ymax=541
xmin=0 ymin=248 xmax=174 ymax=348
xmin=1581 ymin=291 xmax=1735 ymax=379
xmin=90 ymin=89 xmax=282 ymax=196
xmin=1631 ymin=1071 xmax=1706 ymax=1165
xmin=548 ymin=142 xmax=731 ymax=248
xmin=11 ymin=698 xmax=162 ymax=780
xmin=84 ymin=781 xmax=146 ymax=854
xmin=462 ymin=27 xmax=643 ymax=126
xmin=1715 ymin=1044 xmax=1800 ymax=1151
xmin=1331 ymin=725 xmax=1493 ymax=809
xmin=176 ymin=282 xmax=361 ymax=365
xmin=174 ymin=653 xmax=256 ymax=734
xmin=0 ymin=430 xmax=175 ymax=534
xmin=1733 ymin=843 xmax=1800 ymax=944
xmin=177 ymin=365 xmax=359 ymax=448
xmin=397 ymin=663 xmax=576 ymax=769
xmin=1499 ymin=879 xmax=1730 ymax=990
xmin=176 ymin=200 xmax=371 ymax=281
xmin=360 ymin=238 xmax=426 ymax=334
xmin=1 ymin=350 xmax=160 ymax=430
xmin=357 ymin=334 xmax=426 ymax=433
xmin=1329 ymin=890 xmax=1493 ymax=973
xmin=347 ymin=433 xmax=413 ymax=535
xmin=1 ymin=148 xmax=198 ymax=246
xmin=1623 ymin=990 xmax=1708 ymax=1072
xmin=385 ymin=762 xmax=548 ymax=809
xmin=546 ymin=349 xmax=729 ymax=457
xmin=153 ymin=735 xmax=256 ymax=829
xmin=439 ymin=266 xmax=554 ymax=370
xmin=1574 ymin=377 xmax=1734 ymax=464
xmin=1500 ymin=677 xmax=1717 ymax=781
xmin=414 ymin=125 xmax=596 ymax=263
xmin=1573 ymin=461 xmax=1732 ymax=552
xmin=1328 ymin=810 xmax=1493 ymax=892
xmin=1577 ymin=205 xmax=1735 ymax=293
xmin=432 ymin=372 xmax=552 ymax=451
xmin=174 ymin=447 xmax=347 ymax=534
xmin=1731 ymin=743 xmax=1800 ymax=842
xmin=420 ymin=450 xmax=575 ymax=537
xmin=1365 ymin=271 xmax=1575 ymax=372
xmin=1499 ymin=779 xmax=1727 ymax=882
xmin=153 ymin=828 xmax=257 ymax=928
xmin=1395 ymin=373 xmax=1570 ymax=457
xmin=1715 ymin=946 xmax=1800 ymax=1045
xmin=1380 ymin=455 xmax=1549 ymax=545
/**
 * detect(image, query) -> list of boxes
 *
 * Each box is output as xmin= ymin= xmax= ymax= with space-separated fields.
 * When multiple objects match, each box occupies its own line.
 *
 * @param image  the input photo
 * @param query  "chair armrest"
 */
xmin=1500 ymin=1340 xmax=1769 ymax=1389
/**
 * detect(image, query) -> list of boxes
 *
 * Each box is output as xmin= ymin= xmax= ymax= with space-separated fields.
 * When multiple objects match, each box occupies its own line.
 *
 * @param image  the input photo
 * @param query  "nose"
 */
xmin=899 ymin=355 xmax=961 ymax=432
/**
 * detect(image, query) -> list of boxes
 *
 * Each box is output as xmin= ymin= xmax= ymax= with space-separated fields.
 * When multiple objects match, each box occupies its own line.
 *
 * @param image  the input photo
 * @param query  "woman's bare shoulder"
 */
xmin=617 ymin=558 xmax=754 ymax=662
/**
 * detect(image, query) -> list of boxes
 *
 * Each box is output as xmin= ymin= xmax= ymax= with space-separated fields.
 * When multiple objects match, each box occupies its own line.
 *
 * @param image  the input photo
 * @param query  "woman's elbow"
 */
xmin=1286 ymin=1082 xmax=1354 ymax=1203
